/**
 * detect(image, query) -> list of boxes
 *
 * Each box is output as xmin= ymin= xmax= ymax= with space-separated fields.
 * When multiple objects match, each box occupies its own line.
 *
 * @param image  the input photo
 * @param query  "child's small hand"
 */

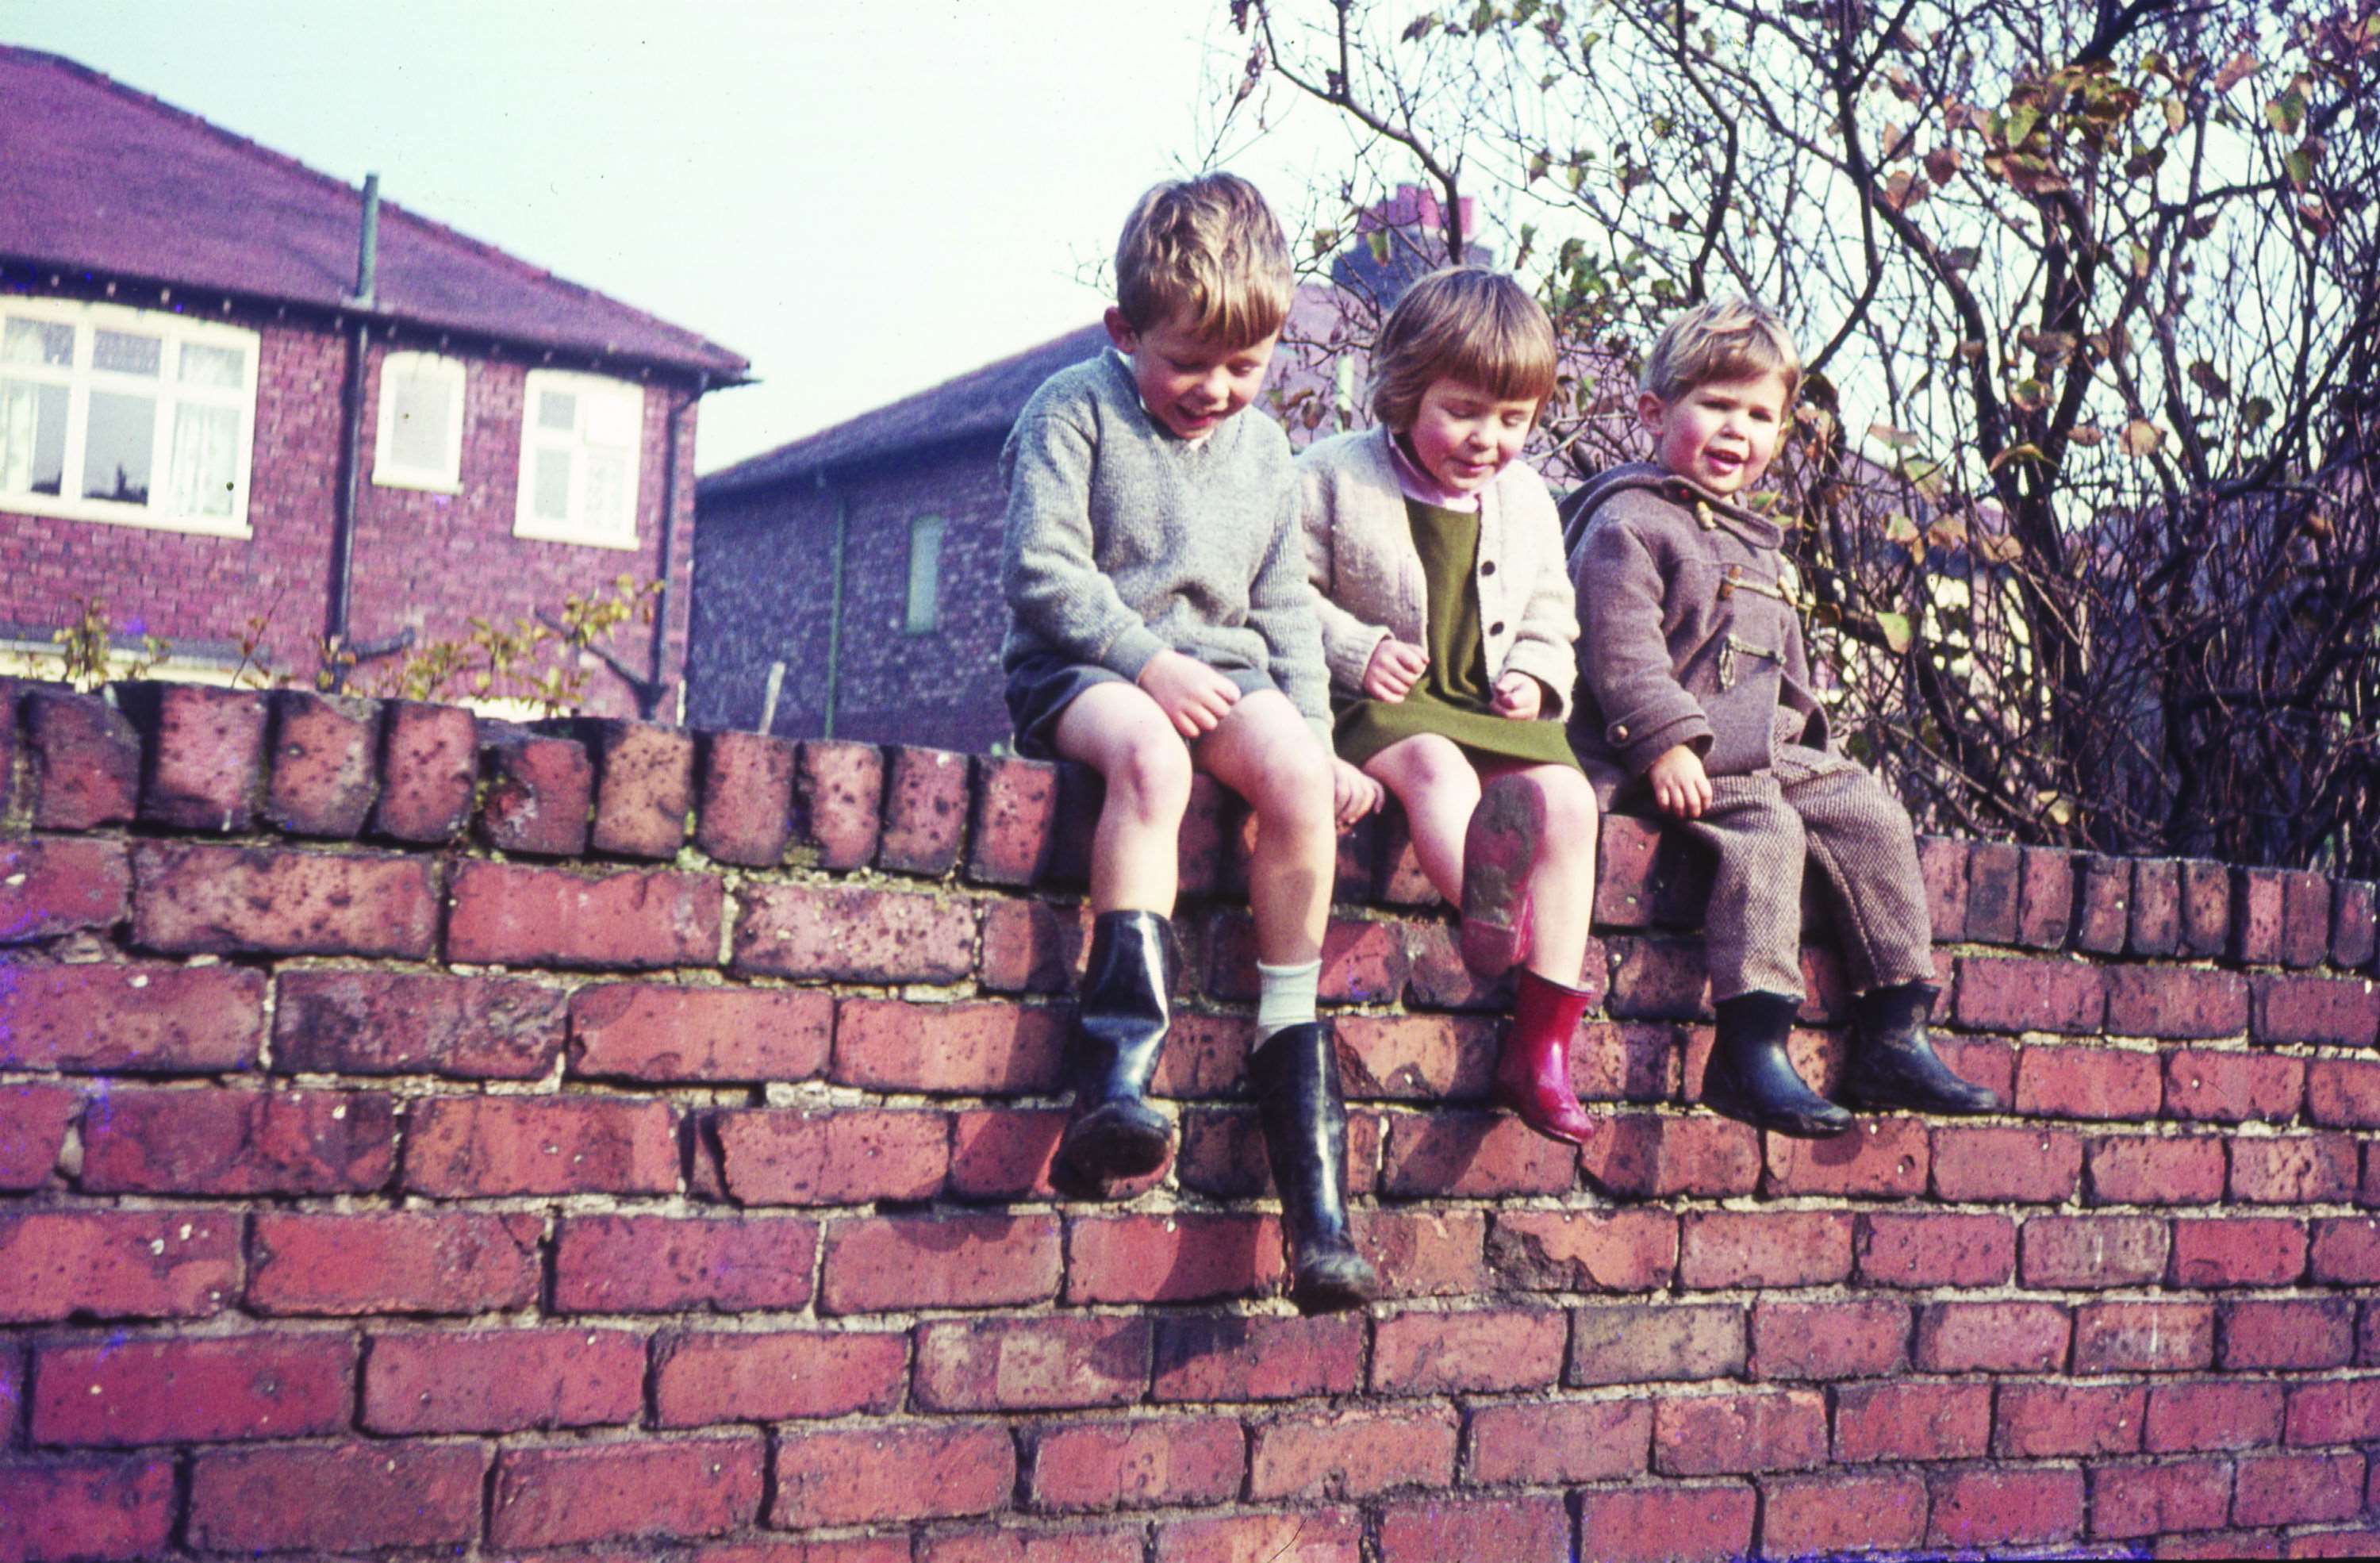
xmin=1137 ymin=650 xmax=1241 ymax=738
xmin=1491 ymin=670 xmax=1542 ymax=721
xmin=1649 ymin=743 xmax=1713 ymax=819
xmin=1362 ymin=639 xmax=1430 ymax=702
xmin=1330 ymin=758 xmax=1384 ymax=829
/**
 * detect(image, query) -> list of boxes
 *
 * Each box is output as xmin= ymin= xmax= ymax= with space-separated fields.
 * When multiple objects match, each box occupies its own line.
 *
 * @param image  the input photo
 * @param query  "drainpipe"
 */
xmin=820 ymin=473 xmax=849 ymax=739
xmin=642 ymin=371 xmax=708 ymax=720
xmin=324 ymin=172 xmax=379 ymax=667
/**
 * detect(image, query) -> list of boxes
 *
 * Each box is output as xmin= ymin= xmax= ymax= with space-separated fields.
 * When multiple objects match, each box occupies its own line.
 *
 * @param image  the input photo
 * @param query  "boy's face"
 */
xmin=1638 ymin=367 xmax=1793 ymax=497
xmin=1105 ymin=306 xmax=1278 ymax=441
xmin=1405 ymin=376 xmax=1540 ymax=496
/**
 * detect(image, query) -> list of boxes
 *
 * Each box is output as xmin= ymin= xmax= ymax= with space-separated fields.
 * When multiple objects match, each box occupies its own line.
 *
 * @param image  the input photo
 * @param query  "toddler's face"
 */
xmin=1639 ymin=367 xmax=1793 ymax=497
xmin=1405 ymin=377 xmax=1539 ymax=495
xmin=1104 ymin=307 xmax=1278 ymax=441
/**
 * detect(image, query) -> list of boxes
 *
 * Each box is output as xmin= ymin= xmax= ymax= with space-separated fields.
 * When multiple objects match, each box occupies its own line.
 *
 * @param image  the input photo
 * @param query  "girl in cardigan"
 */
xmin=1298 ymin=266 xmax=1603 ymax=1145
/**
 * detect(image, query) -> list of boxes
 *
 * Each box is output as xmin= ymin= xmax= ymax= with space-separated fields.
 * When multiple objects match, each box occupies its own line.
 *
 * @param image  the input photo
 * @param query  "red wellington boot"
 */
xmin=1495 ymin=968 xmax=1597 ymax=1145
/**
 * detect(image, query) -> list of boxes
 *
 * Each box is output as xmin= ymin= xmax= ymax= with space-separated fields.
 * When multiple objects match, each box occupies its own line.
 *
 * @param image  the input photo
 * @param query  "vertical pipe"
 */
xmin=325 ymin=173 xmax=381 ymax=661
xmin=643 ymin=373 xmax=706 ymax=720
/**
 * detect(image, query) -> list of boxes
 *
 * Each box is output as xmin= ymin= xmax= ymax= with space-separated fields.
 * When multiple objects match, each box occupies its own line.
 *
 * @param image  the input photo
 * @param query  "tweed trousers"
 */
xmin=1681 ymin=741 xmax=1937 ymax=1002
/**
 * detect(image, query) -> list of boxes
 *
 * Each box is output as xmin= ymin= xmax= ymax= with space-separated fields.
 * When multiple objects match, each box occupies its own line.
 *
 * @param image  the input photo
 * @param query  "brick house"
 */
xmin=0 ymin=47 xmax=747 ymax=719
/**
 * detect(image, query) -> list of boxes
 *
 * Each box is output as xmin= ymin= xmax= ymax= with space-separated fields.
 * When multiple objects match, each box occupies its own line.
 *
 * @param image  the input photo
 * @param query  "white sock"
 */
xmin=1254 ymin=958 xmax=1322 ymax=1040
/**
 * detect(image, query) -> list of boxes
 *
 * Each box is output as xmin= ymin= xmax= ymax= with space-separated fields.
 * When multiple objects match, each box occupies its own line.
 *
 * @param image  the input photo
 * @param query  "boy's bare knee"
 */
xmin=1111 ymin=731 xmax=1193 ymax=815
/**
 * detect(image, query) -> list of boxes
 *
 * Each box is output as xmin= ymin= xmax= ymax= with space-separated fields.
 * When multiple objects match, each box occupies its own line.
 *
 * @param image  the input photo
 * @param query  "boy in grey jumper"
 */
xmin=1564 ymin=298 xmax=1999 ymax=1136
xmin=1000 ymin=173 xmax=1377 ymax=1311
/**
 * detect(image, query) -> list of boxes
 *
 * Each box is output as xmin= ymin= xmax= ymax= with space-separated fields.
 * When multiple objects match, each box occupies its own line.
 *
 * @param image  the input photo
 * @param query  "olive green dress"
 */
xmin=1334 ymin=497 xmax=1583 ymax=770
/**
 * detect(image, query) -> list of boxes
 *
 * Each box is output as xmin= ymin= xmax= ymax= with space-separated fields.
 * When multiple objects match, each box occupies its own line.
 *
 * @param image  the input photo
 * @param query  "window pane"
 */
xmin=83 ymin=389 xmax=155 ymax=503
xmin=537 ymin=390 xmax=577 ymax=432
xmin=584 ymin=391 xmax=637 ymax=448
xmin=582 ymin=449 xmax=629 ymax=536
xmin=0 ymin=378 xmax=67 ymax=494
xmin=533 ymin=447 xmax=572 ymax=521
xmin=178 ymin=341 xmax=245 ymax=388
xmin=906 ymin=515 xmax=944 ymax=632
xmin=389 ymin=371 xmax=453 ymax=471
xmin=93 ymin=329 xmax=162 ymax=377
xmin=170 ymin=402 xmax=240 ymax=517
xmin=1 ymin=318 xmax=72 ymax=367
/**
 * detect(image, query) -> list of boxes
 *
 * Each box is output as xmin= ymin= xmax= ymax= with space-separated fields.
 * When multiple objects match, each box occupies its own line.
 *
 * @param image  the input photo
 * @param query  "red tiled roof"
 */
xmin=0 ymin=47 xmax=747 ymax=379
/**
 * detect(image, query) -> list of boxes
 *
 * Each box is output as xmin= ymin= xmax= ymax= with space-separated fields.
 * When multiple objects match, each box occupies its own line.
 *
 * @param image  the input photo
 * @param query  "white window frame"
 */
xmin=0 ymin=297 xmax=259 ymax=538
xmin=372 ymin=351 xmax=466 ymax=493
xmin=904 ymin=513 xmax=945 ymax=634
xmin=514 ymin=368 xmax=643 ymax=550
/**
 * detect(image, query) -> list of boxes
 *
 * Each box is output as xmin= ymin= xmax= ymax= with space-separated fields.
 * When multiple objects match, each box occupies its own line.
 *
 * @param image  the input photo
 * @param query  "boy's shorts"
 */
xmin=1004 ymin=650 xmax=1278 ymax=760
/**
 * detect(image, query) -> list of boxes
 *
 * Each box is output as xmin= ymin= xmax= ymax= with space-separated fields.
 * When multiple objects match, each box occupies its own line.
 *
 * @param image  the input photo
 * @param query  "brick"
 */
xmin=2236 ymin=1451 xmax=2366 ymax=1527
xmin=1595 ymin=812 xmax=1666 ymax=927
xmin=491 ymin=1435 xmax=765 ymax=1548
xmin=1484 ymin=1208 xmax=1677 ymax=1292
xmin=264 ymin=690 xmax=382 ymax=835
xmin=404 ymin=1093 xmax=676 ymax=1196
xmin=1380 ymin=1109 xmax=1576 ymax=1196
xmin=1404 ymin=920 xmax=1510 ymax=1011
xmin=978 ymin=898 xmax=1090 ymax=995
xmin=1376 ymin=1495 xmax=1569 ymax=1563
xmin=133 ymin=840 xmax=437 ymax=957
xmin=0 ymin=1083 xmax=74 ymax=1189
xmin=947 ymin=1107 xmax=1078 ymax=1200
xmin=372 ymin=699 xmax=478 ymax=840
xmin=2288 ymin=1530 xmax=2380 ymax=1558
xmin=1151 ymin=1011 xmax=1250 ymax=1099
xmin=969 ymin=755 xmax=1059 ymax=885
xmin=1334 ymin=1012 xmax=1500 ymax=1100
xmin=2020 ymin=1214 xmax=2171 ymax=1288
xmin=1355 ymin=1209 xmax=1488 ymax=1298
xmin=555 ymin=1214 xmax=818 ymax=1313
xmin=1248 ymin=1406 xmax=1459 ymax=1500
xmin=2310 ymin=1216 xmax=2380 ymax=1283
xmin=278 ymin=968 xmax=565 ymax=1078
xmin=916 ymin=1316 xmax=1149 ymax=1411
xmin=1653 ymin=1388 xmax=1827 ymax=1476
xmin=735 ymin=883 xmax=974 ymax=982
xmin=0 ymin=1457 xmax=175 ymax=1561
xmin=1572 ymin=1481 xmax=1756 ymax=1563
xmin=1 ymin=960 xmax=265 ymax=1074
xmin=2172 ymin=858 xmax=2229 ymax=956
xmin=791 ymin=737 xmax=882 ymax=868
xmin=478 ymin=724 xmax=593 ymax=854
xmin=2106 ymin=966 xmax=2251 ymax=1039
xmin=1993 ymin=1380 xmax=2147 ymax=1457
xmin=1763 ymin=1114 xmax=1929 ymax=1198
xmin=2146 ymin=1380 xmax=2285 ymax=1454
xmin=1605 ymin=935 xmax=1712 ymax=1020
xmin=2282 ymin=867 xmax=2334 ymax=967
xmin=1372 ymin=1307 xmax=1565 ymax=1396
xmin=696 ymin=728 xmax=797 ymax=865
xmin=1065 ymin=1212 xmax=1284 ymax=1305
xmin=1568 ymin=1303 xmax=1745 ymax=1386
xmin=835 ymin=997 xmax=1065 ymax=1094
xmin=1833 ymin=1381 xmax=1990 ymax=1463
xmin=1570 ymin=1019 xmax=1679 ymax=1103
xmin=2309 ymin=1058 xmax=2380 ymax=1127
xmin=31 ymin=1332 xmax=351 ymax=1446
xmin=81 ymin=1085 xmax=395 ymax=1194
xmin=1678 ymin=1210 xmax=1851 ymax=1289
xmin=447 ymin=859 xmax=722 ymax=970
xmin=1464 ymin=1398 xmax=1649 ymax=1485
xmin=2016 ymin=1042 xmax=2163 ymax=1119
xmin=365 ymin=1326 xmax=644 ymax=1434
xmin=189 ymin=1441 xmax=485 ymax=1552
xmin=1929 ymin=1466 xmax=2085 ymax=1548
xmin=2253 ymin=973 xmax=2378 ymax=1046
xmin=2332 ymin=878 xmax=2378 ymax=969
xmin=1749 ymin=1299 xmax=1909 ymax=1381
xmin=715 ymin=1106 xmax=947 ymax=1204
xmin=879 ymin=743 xmax=971 ymax=874
xmin=1205 ymin=913 xmax=1411 ymax=1004
xmin=655 ymin=1327 xmax=908 ymax=1424
xmin=2075 ymin=854 xmax=2131 ymax=952
xmin=1917 ymin=833 xmax=1969 ymax=939
xmin=1581 ymin=1112 xmax=1761 ymax=1199
xmin=0 ymin=837 xmax=129 ymax=943
xmin=0 ymin=1208 xmax=238 ymax=1323
xmin=927 ymin=1525 xmax=1146 ymax=1563
xmin=1856 ymin=1212 xmax=2017 ymax=1288
xmin=24 ymin=689 xmax=140 ymax=830
xmin=2089 ymin=1133 xmax=2229 ymax=1204
xmin=824 ymin=1212 xmax=1061 ymax=1312
xmin=1174 ymin=1105 xmax=1378 ymax=1200
xmin=2130 ymin=857 xmax=2182 ymax=954
xmin=1153 ymin=1508 xmax=1360 ymax=1563
xmin=2223 ymin=1299 xmax=2357 ymax=1371
xmin=1962 ymin=839 xmax=2022 ymax=943
xmin=2014 ymin=844 xmax=2075 ymax=947
xmin=570 ymin=982 xmax=831 ymax=1084
xmin=1957 ymin=953 xmax=2105 ymax=1032
xmin=576 ymin=717 xmax=694 ymax=858
xmin=0 ymin=1345 xmax=17 ymax=1448
xmin=2087 ymin=1457 xmax=2232 ymax=1539
xmin=2172 ymin=1216 xmax=2308 ymax=1286
xmin=2236 ymin=864 xmax=2289 ymax=960
xmin=1914 ymin=1302 xmax=2071 ymax=1373
xmin=1932 ymin=1030 xmax=2017 ymax=1102
xmin=120 ymin=683 xmax=264 ymax=828
xmin=1030 ymin=1415 xmax=1242 ymax=1512
xmin=2075 ymin=1301 xmax=2217 ymax=1373
xmin=1152 ymin=1314 xmax=1361 ymax=1404
xmin=250 ymin=1210 xmax=541 ymax=1315
xmin=2287 ymin=1378 xmax=2380 ymax=1445
xmin=1760 ymin=1470 xmax=1929 ymax=1557
xmin=2232 ymin=1135 xmax=2360 ymax=1204
xmin=1932 ymin=1123 xmax=2081 ymax=1201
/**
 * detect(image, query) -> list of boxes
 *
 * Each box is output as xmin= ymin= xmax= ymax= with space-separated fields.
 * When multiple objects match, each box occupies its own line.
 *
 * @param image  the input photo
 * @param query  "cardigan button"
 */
xmin=1488 ymin=621 xmax=1506 ymax=636
xmin=1479 ymin=560 xmax=1496 ymax=575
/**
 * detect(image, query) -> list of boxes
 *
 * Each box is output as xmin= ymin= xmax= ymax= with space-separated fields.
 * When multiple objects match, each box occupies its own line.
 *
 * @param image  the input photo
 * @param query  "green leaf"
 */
xmin=2267 ymin=88 xmax=2305 ymax=137
xmin=2241 ymin=395 xmax=2274 ymax=431
xmin=2004 ymin=104 xmax=2040 ymax=146
xmin=2285 ymin=146 xmax=2314 ymax=186
xmin=1875 ymin=611 xmax=1914 ymax=655
xmin=2121 ymin=418 xmax=2163 ymax=456
xmin=1884 ymin=512 xmax=1922 ymax=544
xmin=2129 ymin=240 xmax=2152 ymax=278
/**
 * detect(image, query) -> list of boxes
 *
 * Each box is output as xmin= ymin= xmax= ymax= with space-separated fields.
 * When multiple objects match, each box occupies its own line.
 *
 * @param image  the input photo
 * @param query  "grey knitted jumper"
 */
xmin=999 ymin=351 xmax=1331 ymax=743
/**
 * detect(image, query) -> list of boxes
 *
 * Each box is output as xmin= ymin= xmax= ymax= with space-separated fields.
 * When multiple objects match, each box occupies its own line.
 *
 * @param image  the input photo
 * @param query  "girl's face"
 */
xmin=1405 ymin=377 xmax=1540 ymax=494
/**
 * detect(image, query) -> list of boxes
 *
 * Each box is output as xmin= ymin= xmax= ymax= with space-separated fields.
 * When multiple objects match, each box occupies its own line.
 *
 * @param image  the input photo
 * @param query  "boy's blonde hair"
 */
xmin=1114 ymin=173 xmax=1294 ymax=350
xmin=1368 ymin=266 xmax=1558 ymax=431
xmin=1639 ymin=297 xmax=1802 ymax=405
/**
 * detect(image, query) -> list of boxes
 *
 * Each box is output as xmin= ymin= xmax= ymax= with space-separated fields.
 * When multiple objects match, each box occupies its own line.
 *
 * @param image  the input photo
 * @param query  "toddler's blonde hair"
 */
xmin=1639 ymin=297 xmax=1802 ymax=405
xmin=1114 ymin=173 xmax=1294 ymax=350
xmin=1369 ymin=266 xmax=1558 ymax=430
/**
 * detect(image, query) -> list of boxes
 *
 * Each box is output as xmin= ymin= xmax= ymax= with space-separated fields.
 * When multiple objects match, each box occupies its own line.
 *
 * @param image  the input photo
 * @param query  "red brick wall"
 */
xmin=1 ymin=295 xmax=702 ymax=720
xmin=5 ymin=679 xmax=2380 ymax=1560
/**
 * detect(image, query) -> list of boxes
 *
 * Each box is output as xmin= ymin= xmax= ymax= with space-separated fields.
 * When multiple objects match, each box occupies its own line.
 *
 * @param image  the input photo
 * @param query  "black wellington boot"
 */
xmin=1702 ymin=992 xmax=1853 ymax=1139
xmin=1054 ymin=910 xmax=1180 ymax=1185
xmin=1250 ymin=1021 xmax=1380 ymax=1314
xmin=1841 ymin=981 xmax=2002 ymax=1115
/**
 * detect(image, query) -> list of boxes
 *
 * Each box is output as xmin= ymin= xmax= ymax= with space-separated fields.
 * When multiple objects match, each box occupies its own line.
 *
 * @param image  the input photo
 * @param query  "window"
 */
xmin=515 ymin=369 xmax=643 ymax=547
xmin=905 ymin=513 xmax=945 ymax=633
xmin=374 ymin=351 xmax=466 ymax=491
xmin=0 ymin=298 xmax=259 ymax=536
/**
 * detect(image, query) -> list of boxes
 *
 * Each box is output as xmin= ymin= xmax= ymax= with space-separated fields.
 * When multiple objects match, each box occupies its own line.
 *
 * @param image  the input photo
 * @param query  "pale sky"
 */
xmin=0 ymin=0 xmax=1357 ymax=474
